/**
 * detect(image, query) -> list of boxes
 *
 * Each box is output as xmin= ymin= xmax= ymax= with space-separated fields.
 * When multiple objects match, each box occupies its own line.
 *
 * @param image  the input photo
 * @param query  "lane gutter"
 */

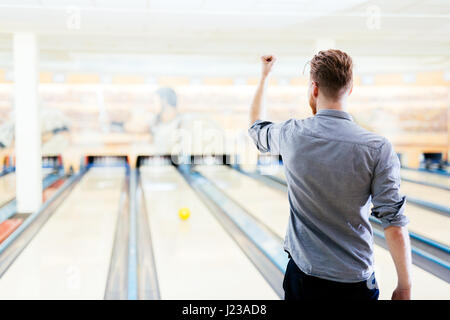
xmin=0 ymin=170 xmax=64 ymax=224
xmin=0 ymin=167 xmax=87 ymax=278
xmin=401 ymin=177 xmax=449 ymax=192
xmin=127 ymin=169 xmax=138 ymax=300
xmin=104 ymin=174 xmax=130 ymax=300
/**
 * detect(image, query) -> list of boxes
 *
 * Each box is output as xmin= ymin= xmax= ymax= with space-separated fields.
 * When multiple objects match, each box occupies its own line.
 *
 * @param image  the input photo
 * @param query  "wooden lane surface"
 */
xmin=0 ymin=167 xmax=125 ymax=299
xmin=140 ymin=165 xmax=278 ymax=299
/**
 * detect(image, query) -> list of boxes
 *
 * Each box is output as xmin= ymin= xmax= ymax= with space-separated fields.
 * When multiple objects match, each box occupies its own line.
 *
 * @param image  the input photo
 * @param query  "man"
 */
xmin=150 ymin=87 xmax=225 ymax=156
xmin=248 ymin=50 xmax=412 ymax=300
xmin=125 ymin=87 xmax=190 ymax=153
xmin=150 ymin=87 xmax=182 ymax=153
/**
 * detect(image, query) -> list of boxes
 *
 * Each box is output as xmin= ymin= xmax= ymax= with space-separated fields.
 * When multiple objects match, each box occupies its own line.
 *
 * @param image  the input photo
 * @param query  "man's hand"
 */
xmin=391 ymin=286 xmax=411 ymax=300
xmin=261 ymin=55 xmax=276 ymax=78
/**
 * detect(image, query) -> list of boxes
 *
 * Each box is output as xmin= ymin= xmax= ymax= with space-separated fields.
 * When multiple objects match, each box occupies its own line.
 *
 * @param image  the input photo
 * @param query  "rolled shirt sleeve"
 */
xmin=371 ymin=139 xmax=409 ymax=229
xmin=248 ymin=120 xmax=285 ymax=155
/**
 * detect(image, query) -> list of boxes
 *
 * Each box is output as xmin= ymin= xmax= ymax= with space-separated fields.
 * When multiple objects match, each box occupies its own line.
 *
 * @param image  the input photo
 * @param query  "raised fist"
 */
xmin=261 ymin=55 xmax=276 ymax=77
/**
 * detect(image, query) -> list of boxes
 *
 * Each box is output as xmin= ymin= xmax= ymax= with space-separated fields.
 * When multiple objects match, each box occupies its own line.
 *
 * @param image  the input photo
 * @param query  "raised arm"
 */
xmin=250 ymin=55 xmax=276 ymax=125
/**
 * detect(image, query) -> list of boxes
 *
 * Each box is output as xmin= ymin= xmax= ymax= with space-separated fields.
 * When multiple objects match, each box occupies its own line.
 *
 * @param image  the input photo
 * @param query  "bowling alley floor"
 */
xmin=196 ymin=164 xmax=450 ymax=300
xmin=0 ymin=167 xmax=125 ymax=299
xmin=0 ymin=161 xmax=448 ymax=300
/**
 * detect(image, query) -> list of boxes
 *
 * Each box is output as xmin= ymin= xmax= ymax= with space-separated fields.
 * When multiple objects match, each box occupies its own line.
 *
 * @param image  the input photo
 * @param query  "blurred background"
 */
xmin=0 ymin=0 xmax=448 ymax=170
xmin=0 ymin=0 xmax=448 ymax=300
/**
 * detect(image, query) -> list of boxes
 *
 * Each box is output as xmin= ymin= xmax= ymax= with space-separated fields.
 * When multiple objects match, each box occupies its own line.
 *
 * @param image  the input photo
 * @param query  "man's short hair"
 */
xmin=309 ymin=49 xmax=353 ymax=100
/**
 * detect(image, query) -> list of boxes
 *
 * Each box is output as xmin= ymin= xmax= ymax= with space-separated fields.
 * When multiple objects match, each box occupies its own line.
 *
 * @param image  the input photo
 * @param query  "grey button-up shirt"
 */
xmin=249 ymin=109 xmax=408 ymax=282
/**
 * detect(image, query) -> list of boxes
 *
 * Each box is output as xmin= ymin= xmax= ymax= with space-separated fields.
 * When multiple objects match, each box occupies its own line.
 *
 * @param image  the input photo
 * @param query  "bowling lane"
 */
xmin=273 ymin=168 xmax=287 ymax=182
xmin=140 ymin=165 xmax=278 ymax=299
xmin=268 ymin=166 xmax=450 ymax=211
xmin=203 ymin=166 xmax=290 ymax=237
xmin=0 ymin=167 xmax=125 ymax=299
xmin=197 ymin=165 xmax=450 ymax=300
xmin=0 ymin=173 xmax=16 ymax=207
xmin=260 ymin=166 xmax=450 ymax=246
xmin=0 ymin=168 xmax=56 ymax=208
xmin=401 ymin=169 xmax=449 ymax=189
xmin=400 ymin=181 xmax=449 ymax=209
xmin=404 ymin=206 xmax=449 ymax=246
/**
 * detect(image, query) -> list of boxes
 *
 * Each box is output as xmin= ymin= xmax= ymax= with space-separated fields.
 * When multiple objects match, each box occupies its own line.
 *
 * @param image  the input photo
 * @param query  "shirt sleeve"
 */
xmin=370 ymin=139 xmax=409 ymax=229
xmin=248 ymin=120 xmax=285 ymax=155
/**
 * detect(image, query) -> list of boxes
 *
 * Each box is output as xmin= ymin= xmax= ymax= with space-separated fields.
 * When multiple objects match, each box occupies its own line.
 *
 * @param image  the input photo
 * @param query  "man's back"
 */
xmin=249 ymin=109 xmax=408 ymax=282
xmin=249 ymin=50 xmax=412 ymax=300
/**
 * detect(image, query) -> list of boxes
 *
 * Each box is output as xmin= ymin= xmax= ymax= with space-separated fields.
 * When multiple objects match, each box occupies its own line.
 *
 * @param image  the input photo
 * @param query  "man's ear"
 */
xmin=313 ymin=82 xmax=319 ymax=97
xmin=349 ymin=83 xmax=353 ymax=96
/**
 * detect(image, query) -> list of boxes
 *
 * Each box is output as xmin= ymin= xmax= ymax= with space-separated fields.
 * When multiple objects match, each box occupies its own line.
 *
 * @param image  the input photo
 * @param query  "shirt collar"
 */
xmin=315 ymin=109 xmax=353 ymax=121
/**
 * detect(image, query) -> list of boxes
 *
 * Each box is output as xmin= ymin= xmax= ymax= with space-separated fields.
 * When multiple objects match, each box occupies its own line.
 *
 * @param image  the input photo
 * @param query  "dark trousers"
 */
xmin=283 ymin=258 xmax=379 ymax=300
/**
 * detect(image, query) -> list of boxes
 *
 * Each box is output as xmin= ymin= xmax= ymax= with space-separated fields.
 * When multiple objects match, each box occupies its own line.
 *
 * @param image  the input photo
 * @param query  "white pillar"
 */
xmin=13 ymin=33 xmax=42 ymax=213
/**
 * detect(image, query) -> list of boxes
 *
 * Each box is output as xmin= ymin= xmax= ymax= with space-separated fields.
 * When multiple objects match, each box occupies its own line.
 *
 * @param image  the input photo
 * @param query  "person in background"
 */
xmin=124 ymin=86 xmax=182 ymax=153
xmin=149 ymin=87 xmax=183 ymax=153
xmin=129 ymin=86 xmax=225 ymax=156
xmin=248 ymin=50 xmax=412 ymax=300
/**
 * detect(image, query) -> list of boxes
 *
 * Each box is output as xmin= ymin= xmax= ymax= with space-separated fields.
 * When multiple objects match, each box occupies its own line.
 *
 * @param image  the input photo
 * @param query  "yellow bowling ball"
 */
xmin=178 ymin=207 xmax=191 ymax=220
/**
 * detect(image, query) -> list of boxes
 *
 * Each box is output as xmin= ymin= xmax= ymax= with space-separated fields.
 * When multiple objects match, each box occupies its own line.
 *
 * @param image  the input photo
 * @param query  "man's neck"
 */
xmin=316 ymin=105 xmax=347 ymax=112
xmin=316 ymin=97 xmax=348 ymax=113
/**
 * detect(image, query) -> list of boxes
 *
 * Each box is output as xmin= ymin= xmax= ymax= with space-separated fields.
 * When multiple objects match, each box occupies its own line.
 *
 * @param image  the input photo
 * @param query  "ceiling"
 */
xmin=0 ymin=0 xmax=448 ymax=76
